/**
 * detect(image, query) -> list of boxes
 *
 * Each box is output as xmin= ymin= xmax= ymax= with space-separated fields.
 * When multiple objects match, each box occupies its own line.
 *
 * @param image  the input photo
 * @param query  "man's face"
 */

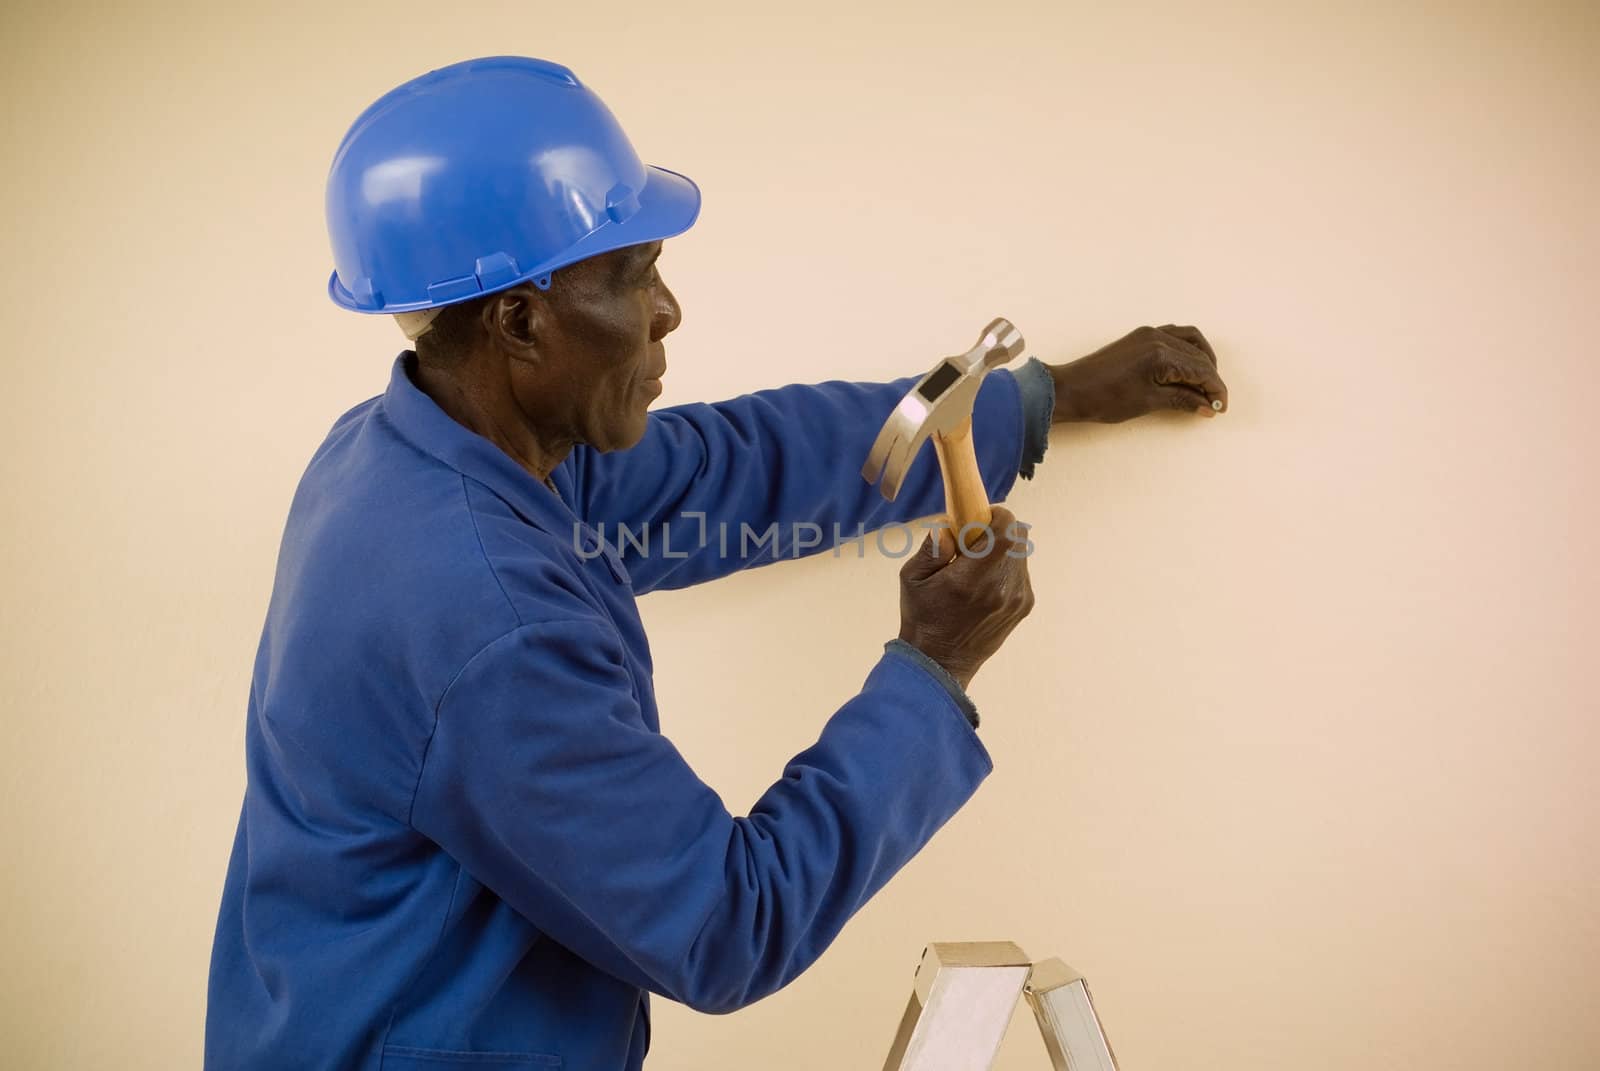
xmin=509 ymin=239 xmax=680 ymax=452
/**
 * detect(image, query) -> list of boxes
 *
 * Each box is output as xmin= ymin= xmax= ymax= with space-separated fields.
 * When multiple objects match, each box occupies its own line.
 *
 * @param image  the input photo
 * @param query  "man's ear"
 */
xmin=482 ymin=283 xmax=545 ymax=363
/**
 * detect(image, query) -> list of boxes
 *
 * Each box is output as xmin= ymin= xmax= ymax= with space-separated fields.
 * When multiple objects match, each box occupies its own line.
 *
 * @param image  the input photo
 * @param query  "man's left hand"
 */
xmin=1049 ymin=324 xmax=1229 ymax=424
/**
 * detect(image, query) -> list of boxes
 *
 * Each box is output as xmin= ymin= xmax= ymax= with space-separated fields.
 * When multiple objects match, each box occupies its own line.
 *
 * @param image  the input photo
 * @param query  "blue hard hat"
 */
xmin=325 ymin=55 xmax=701 ymax=316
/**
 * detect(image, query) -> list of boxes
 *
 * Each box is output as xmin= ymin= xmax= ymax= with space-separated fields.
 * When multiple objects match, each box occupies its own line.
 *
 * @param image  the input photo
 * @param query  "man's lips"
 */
xmin=641 ymin=346 xmax=667 ymax=389
xmin=640 ymin=362 xmax=666 ymax=396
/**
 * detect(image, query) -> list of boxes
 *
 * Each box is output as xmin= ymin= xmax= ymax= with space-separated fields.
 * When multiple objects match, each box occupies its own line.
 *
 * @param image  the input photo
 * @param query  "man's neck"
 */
xmin=410 ymin=355 xmax=570 ymax=492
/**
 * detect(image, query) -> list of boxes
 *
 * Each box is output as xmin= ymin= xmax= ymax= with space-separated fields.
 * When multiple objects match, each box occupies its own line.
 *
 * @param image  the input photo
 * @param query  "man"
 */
xmin=205 ymin=56 xmax=1228 ymax=1069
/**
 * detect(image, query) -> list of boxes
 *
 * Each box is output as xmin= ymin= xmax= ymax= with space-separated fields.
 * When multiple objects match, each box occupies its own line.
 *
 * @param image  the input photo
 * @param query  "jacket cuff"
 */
xmin=882 ymin=638 xmax=980 ymax=729
xmin=1012 ymin=356 xmax=1055 ymax=481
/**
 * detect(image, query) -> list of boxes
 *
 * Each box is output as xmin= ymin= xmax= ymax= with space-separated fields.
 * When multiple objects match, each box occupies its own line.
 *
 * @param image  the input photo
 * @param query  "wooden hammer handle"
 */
xmin=930 ymin=414 xmax=992 ymax=556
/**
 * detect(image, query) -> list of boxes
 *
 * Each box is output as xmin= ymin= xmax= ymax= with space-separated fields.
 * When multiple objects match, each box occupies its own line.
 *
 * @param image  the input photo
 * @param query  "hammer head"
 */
xmin=861 ymin=317 xmax=1026 ymax=500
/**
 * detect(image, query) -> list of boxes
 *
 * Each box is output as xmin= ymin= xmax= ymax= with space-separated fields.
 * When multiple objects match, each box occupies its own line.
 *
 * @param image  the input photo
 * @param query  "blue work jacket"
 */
xmin=205 ymin=351 xmax=1053 ymax=1069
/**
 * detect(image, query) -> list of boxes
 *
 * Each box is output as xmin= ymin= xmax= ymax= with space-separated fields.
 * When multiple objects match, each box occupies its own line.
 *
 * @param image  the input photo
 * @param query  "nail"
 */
xmin=1211 ymin=399 xmax=1224 ymax=411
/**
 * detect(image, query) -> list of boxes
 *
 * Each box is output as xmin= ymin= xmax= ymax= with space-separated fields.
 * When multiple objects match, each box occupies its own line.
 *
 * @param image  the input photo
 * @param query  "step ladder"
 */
xmin=881 ymin=942 xmax=1120 ymax=1071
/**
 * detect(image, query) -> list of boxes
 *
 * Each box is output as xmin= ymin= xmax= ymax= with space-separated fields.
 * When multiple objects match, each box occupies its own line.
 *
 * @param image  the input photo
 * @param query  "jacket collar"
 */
xmin=378 ymin=351 xmax=582 ymax=540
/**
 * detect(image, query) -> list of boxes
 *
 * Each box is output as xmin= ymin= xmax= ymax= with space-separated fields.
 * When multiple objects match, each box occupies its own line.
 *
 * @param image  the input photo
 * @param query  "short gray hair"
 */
xmin=412 ymin=295 xmax=489 ymax=364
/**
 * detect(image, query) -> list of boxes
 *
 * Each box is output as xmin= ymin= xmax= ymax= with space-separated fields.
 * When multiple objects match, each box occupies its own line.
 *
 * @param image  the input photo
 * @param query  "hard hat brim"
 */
xmin=327 ymin=163 xmax=702 ymax=315
xmin=545 ymin=163 xmax=702 ymax=277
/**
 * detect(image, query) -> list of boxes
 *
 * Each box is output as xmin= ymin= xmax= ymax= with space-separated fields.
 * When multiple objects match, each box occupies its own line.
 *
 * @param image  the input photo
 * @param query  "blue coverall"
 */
xmin=205 ymin=351 xmax=1055 ymax=1069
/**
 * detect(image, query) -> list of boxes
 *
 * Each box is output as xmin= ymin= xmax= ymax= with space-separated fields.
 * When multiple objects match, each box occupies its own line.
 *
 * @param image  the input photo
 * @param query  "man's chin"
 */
xmin=614 ymin=413 xmax=651 ymax=452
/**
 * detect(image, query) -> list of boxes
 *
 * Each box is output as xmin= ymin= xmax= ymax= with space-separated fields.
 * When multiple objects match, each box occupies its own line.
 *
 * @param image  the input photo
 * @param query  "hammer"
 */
xmin=861 ymin=317 xmax=1027 ymax=555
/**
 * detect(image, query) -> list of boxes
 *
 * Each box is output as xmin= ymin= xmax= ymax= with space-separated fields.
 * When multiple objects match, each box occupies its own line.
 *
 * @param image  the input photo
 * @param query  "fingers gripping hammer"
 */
xmin=861 ymin=318 xmax=1027 ymax=555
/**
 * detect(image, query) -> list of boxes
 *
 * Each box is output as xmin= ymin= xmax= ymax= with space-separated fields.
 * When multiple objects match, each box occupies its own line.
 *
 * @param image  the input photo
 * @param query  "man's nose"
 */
xmin=652 ymin=280 xmax=682 ymax=339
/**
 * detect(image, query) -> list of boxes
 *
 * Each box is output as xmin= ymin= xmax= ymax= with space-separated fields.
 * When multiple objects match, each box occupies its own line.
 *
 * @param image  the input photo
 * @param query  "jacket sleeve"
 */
xmin=563 ymin=365 xmax=1032 ymax=595
xmin=408 ymin=615 xmax=994 ymax=1015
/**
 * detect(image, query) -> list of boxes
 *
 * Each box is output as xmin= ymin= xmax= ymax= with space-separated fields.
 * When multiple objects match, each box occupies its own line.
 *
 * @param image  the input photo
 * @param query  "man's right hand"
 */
xmin=896 ymin=506 xmax=1035 ymax=692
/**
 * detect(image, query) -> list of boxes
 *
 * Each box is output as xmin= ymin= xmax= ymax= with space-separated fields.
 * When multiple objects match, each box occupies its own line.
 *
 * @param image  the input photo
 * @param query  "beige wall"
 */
xmin=3 ymin=1 xmax=1595 ymax=1067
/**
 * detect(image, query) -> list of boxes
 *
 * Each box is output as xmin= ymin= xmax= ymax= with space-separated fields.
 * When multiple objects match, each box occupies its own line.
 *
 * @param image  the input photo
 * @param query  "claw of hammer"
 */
xmin=862 ymin=318 xmax=1027 ymax=546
